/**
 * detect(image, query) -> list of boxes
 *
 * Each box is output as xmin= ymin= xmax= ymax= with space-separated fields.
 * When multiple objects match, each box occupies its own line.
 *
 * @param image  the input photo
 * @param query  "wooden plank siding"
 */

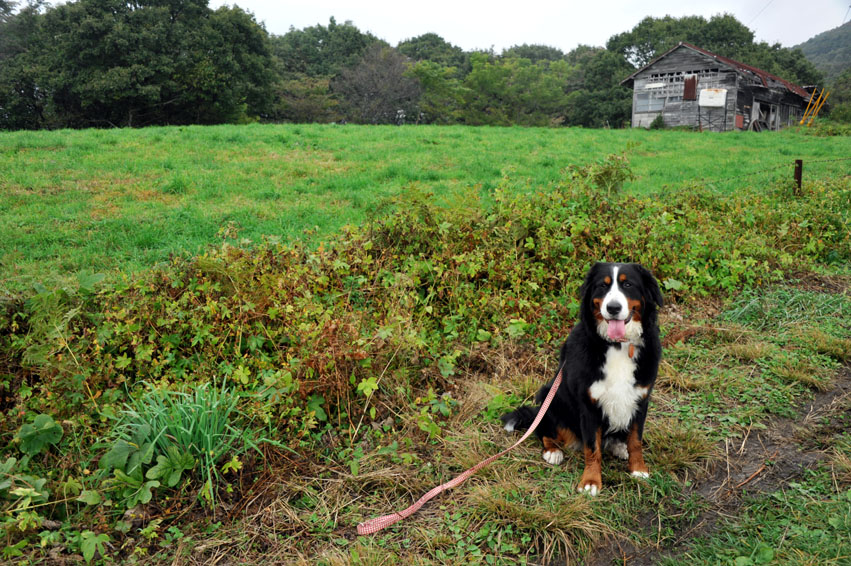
xmin=624 ymin=44 xmax=808 ymax=132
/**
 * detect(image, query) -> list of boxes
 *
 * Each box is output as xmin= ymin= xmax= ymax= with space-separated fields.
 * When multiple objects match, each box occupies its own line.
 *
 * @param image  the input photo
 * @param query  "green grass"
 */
xmin=1 ymin=123 xmax=849 ymax=563
xmin=2 ymin=123 xmax=850 ymax=292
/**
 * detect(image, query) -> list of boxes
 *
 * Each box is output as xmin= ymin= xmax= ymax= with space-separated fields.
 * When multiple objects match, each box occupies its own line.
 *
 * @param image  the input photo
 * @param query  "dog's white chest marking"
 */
xmin=589 ymin=345 xmax=647 ymax=432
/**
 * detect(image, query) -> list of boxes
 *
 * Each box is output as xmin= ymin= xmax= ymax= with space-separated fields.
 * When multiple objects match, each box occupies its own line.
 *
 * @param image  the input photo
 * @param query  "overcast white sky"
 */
xmin=210 ymin=0 xmax=850 ymax=52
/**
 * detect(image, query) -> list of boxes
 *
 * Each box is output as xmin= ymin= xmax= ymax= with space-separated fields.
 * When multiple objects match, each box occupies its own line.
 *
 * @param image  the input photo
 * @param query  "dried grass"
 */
xmin=645 ymin=417 xmax=716 ymax=473
xmin=468 ymin=481 xmax=606 ymax=563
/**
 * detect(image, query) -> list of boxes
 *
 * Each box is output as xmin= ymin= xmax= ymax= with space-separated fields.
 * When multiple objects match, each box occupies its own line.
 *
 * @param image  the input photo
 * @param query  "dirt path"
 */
xmin=582 ymin=365 xmax=851 ymax=565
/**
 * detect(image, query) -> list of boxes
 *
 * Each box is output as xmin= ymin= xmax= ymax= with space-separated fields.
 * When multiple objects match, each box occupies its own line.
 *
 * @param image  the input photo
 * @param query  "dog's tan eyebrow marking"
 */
xmin=619 ymin=273 xmax=627 ymax=282
xmin=604 ymin=276 xmax=612 ymax=285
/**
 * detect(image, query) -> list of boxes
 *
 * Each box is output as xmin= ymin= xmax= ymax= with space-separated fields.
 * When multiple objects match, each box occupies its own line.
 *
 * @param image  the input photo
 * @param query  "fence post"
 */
xmin=794 ymin=159 xmax=803 ymax=195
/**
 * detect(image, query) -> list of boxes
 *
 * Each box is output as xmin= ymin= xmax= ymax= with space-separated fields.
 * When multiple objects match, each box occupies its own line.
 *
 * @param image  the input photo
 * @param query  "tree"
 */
xmin=332 ymin=44 xmax=421 ymax=124
xmin=0 ymin=1 xmax=50 ymax=129
xmin=827 ymin=68 xmax=851 ymax=122
xmin=397 ymin=32 xmax=467 ymax=71
xmin=0 ymin=0 xmax=275 ymax=129
xmin=272 ymin=76 xmax=341 ymax=123
xmin=606 ymin=14 xmax=754 ymax=68
xmin=405 ymin=60 xmax=464 ymax=124
xmin=562 ymin=47 xmax=634 ymax=128
xmin=270 ymin=18 xmax=382 ymax=78
xmin=501 ymin=44 xmax=565 ymax=63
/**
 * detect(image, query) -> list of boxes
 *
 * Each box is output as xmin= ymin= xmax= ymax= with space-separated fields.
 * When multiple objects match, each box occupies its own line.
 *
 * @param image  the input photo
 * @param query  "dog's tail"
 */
xmin=500 ymin=405 xmax=539 ymax=433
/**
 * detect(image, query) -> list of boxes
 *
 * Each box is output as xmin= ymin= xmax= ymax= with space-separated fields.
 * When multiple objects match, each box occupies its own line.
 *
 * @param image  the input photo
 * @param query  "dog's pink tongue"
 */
xmin=607 ymin=319 xmax=626 ymax=341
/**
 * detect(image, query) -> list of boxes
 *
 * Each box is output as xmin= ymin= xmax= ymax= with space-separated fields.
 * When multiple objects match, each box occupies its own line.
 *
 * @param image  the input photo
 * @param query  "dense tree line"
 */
xmin=0 ymin=3 xmax=833 ymax=130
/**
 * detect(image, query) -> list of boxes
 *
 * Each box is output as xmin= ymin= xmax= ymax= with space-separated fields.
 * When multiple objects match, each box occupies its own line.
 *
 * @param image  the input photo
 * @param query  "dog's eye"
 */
xmin=622 ymin=281 xmax=633 ymax=288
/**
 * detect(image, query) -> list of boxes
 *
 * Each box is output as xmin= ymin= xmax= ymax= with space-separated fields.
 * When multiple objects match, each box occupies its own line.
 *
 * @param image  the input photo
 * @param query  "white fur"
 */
xmin=579 ymin=483 xmax=599 ymax=496
xmin=602 ymin=266 xmax=628 ymax=319
xmin=542 ymin=450 xmax=564 ymax=465
xmin=631 ymin=471 xmax=650 ymax=479
xmin=589 ymin=345 xmax=646 ymax=433
xmin=503 ymin=419 xmax=515 ymax=432
xmin=605 ymin=439 xmax=629 ymax=460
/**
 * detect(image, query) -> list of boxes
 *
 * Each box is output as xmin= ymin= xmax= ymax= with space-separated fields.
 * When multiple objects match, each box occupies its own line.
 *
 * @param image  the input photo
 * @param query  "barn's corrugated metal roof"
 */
xmin=621 ymin=42 xmax=811 ymax=100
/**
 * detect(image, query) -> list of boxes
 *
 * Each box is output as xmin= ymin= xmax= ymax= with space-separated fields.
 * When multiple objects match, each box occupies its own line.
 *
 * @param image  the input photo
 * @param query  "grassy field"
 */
xmin=2 ymin=123 xmax=850 ymax=292
xmin=0 ymin=124 xmax=849 ymax=565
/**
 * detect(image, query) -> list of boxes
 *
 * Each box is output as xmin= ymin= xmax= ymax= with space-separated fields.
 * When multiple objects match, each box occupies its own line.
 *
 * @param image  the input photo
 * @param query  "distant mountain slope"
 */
xmin=796 ymin=21 xmax=851 ymax=84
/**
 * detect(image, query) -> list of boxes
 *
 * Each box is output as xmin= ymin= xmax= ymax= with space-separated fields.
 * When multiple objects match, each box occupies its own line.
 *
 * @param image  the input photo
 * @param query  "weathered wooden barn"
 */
xmin=621 ymin=42 xmax=811 ymax=131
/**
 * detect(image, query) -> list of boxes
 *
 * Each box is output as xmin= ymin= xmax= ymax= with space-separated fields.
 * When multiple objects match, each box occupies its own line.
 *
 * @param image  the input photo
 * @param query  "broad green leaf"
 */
xmin=146 ymin=448 xmax=194 ymax=487
xmin=77 ymin=490 xmax=102 ymax=506
xmin=16 ymin=414 xmax=63 ymax=456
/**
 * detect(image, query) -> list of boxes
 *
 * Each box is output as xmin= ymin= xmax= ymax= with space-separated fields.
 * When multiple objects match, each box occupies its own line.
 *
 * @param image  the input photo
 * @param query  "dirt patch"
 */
xmin=582 ymin=366 xmax=851 ymax=566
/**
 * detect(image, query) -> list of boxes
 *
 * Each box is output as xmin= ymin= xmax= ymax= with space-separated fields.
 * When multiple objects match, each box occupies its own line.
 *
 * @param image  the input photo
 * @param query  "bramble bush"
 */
xmin=0 ymin=156 xmax=847 ymax=554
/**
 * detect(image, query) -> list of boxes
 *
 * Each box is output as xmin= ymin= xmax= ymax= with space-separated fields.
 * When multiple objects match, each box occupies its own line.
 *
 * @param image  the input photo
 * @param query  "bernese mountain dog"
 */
xmin=501 ymin=262 xmax=663 ymax=496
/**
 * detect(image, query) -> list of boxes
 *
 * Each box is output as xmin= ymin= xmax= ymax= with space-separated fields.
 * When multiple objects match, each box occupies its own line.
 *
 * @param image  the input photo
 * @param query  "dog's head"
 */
xmin=579 ymin=262 xmax=663 ymax=343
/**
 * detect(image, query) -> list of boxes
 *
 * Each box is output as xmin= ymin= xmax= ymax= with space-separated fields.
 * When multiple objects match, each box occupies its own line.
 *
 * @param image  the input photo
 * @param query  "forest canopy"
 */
xmin=0 ymin=2 xmax=838 ymax=130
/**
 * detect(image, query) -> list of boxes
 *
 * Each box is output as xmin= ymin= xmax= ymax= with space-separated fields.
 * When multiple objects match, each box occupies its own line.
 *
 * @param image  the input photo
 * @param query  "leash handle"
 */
xmin=357 ymin=365 xmax=564 ymax=535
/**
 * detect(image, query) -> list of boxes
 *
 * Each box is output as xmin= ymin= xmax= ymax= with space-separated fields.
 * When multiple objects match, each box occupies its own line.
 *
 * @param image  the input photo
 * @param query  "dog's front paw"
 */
xmin=577 ymin=480 xmax=601 ymax=496
xmin=542 ymin=449 xmax=564 ymax=466
xmin=630 ymin=470 xmax=650 ymax=479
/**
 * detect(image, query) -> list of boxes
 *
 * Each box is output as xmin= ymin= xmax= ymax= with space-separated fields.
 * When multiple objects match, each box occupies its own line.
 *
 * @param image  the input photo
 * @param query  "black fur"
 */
xmin=501 ymin=262 xmax=663 ymax=486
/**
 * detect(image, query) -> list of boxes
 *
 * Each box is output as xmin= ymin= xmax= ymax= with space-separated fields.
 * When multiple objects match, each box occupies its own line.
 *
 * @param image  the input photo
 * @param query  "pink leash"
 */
xmin=357 ymin=364 xmax=564 ymax=535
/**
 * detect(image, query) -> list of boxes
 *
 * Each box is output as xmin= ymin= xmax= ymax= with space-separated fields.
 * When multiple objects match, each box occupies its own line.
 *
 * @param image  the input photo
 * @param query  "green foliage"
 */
xmin=101 ymin=382 xmax=262 ymax=506
xmin=0 ymin=0 xmax=275 ymax=129
xmin=270 ymin=17 xmax=382 ymax=78
xmin=15 ymin=414 xmax=63 ymax=456
xmin=649 ymin=114 xmax=665 ymax=130
xmin=398 ymin=33 xmax=468 ymax=70
xmin=501 ymin=44 xmax=565 ymax=62
xmin=80 ymin=530 xmax=109 ymax=564
xmin=0 ymin=133 xmax=848 ymax=561
xmin=796 ymin=20 xmax=851 ymax=83
xmin=827 ymin=68 xmax=851 ymax=123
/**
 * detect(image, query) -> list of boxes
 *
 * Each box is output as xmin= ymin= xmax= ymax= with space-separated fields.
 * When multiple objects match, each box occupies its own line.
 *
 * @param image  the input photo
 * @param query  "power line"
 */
xmin=748 ymin=0 xmax=778 ymax=26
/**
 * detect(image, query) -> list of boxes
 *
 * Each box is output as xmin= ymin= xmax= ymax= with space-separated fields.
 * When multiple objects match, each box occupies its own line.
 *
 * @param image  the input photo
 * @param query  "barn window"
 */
xmin=635 ymin=93 xmax=664 ymax=112
xmin=683 ymin=76 xmax=698 ymax=100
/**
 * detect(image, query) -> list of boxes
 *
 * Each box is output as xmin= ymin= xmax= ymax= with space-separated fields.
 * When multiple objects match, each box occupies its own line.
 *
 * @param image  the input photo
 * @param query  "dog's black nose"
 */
xmin=606 ymin=303 xmax=622 ymax=316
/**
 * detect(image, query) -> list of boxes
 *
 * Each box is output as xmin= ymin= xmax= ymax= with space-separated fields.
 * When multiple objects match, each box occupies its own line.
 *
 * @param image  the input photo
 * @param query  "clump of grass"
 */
xmin=723 ymin=340 xmax=774 ymax=361
xmin=113 ymin=381 xmax=263 ymax=504
xmin=468 ymin=483 xmax=605 ymax=563
xmin=798 ymin=328 xmax=851 ymax=361
xmin=645 ymin=417 xmax=715 ymax=473
xmin=831 ymin=434 xmax=851 ymax=485
xmin=767 ymin=353 xmax=833 ymax=391
xmin=160 ymin=174 xmax=190 ymax=195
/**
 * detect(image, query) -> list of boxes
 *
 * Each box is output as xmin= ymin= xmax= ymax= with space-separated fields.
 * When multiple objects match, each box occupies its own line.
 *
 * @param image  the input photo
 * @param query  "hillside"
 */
xmin=796 ymin=20 xmax=851 ymax=84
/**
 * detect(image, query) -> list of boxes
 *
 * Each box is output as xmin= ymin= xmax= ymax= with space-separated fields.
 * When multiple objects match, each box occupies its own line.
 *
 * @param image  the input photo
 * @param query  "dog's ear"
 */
xmin=635 ymin=264 xmax=663 ymax=307
xmin=579 ymin=262 xmax=604 ymax=299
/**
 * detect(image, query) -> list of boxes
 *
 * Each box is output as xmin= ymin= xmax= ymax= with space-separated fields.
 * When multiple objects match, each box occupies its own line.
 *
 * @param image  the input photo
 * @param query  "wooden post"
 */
xmin=794 ymin=159 xmax=802 ymax=195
